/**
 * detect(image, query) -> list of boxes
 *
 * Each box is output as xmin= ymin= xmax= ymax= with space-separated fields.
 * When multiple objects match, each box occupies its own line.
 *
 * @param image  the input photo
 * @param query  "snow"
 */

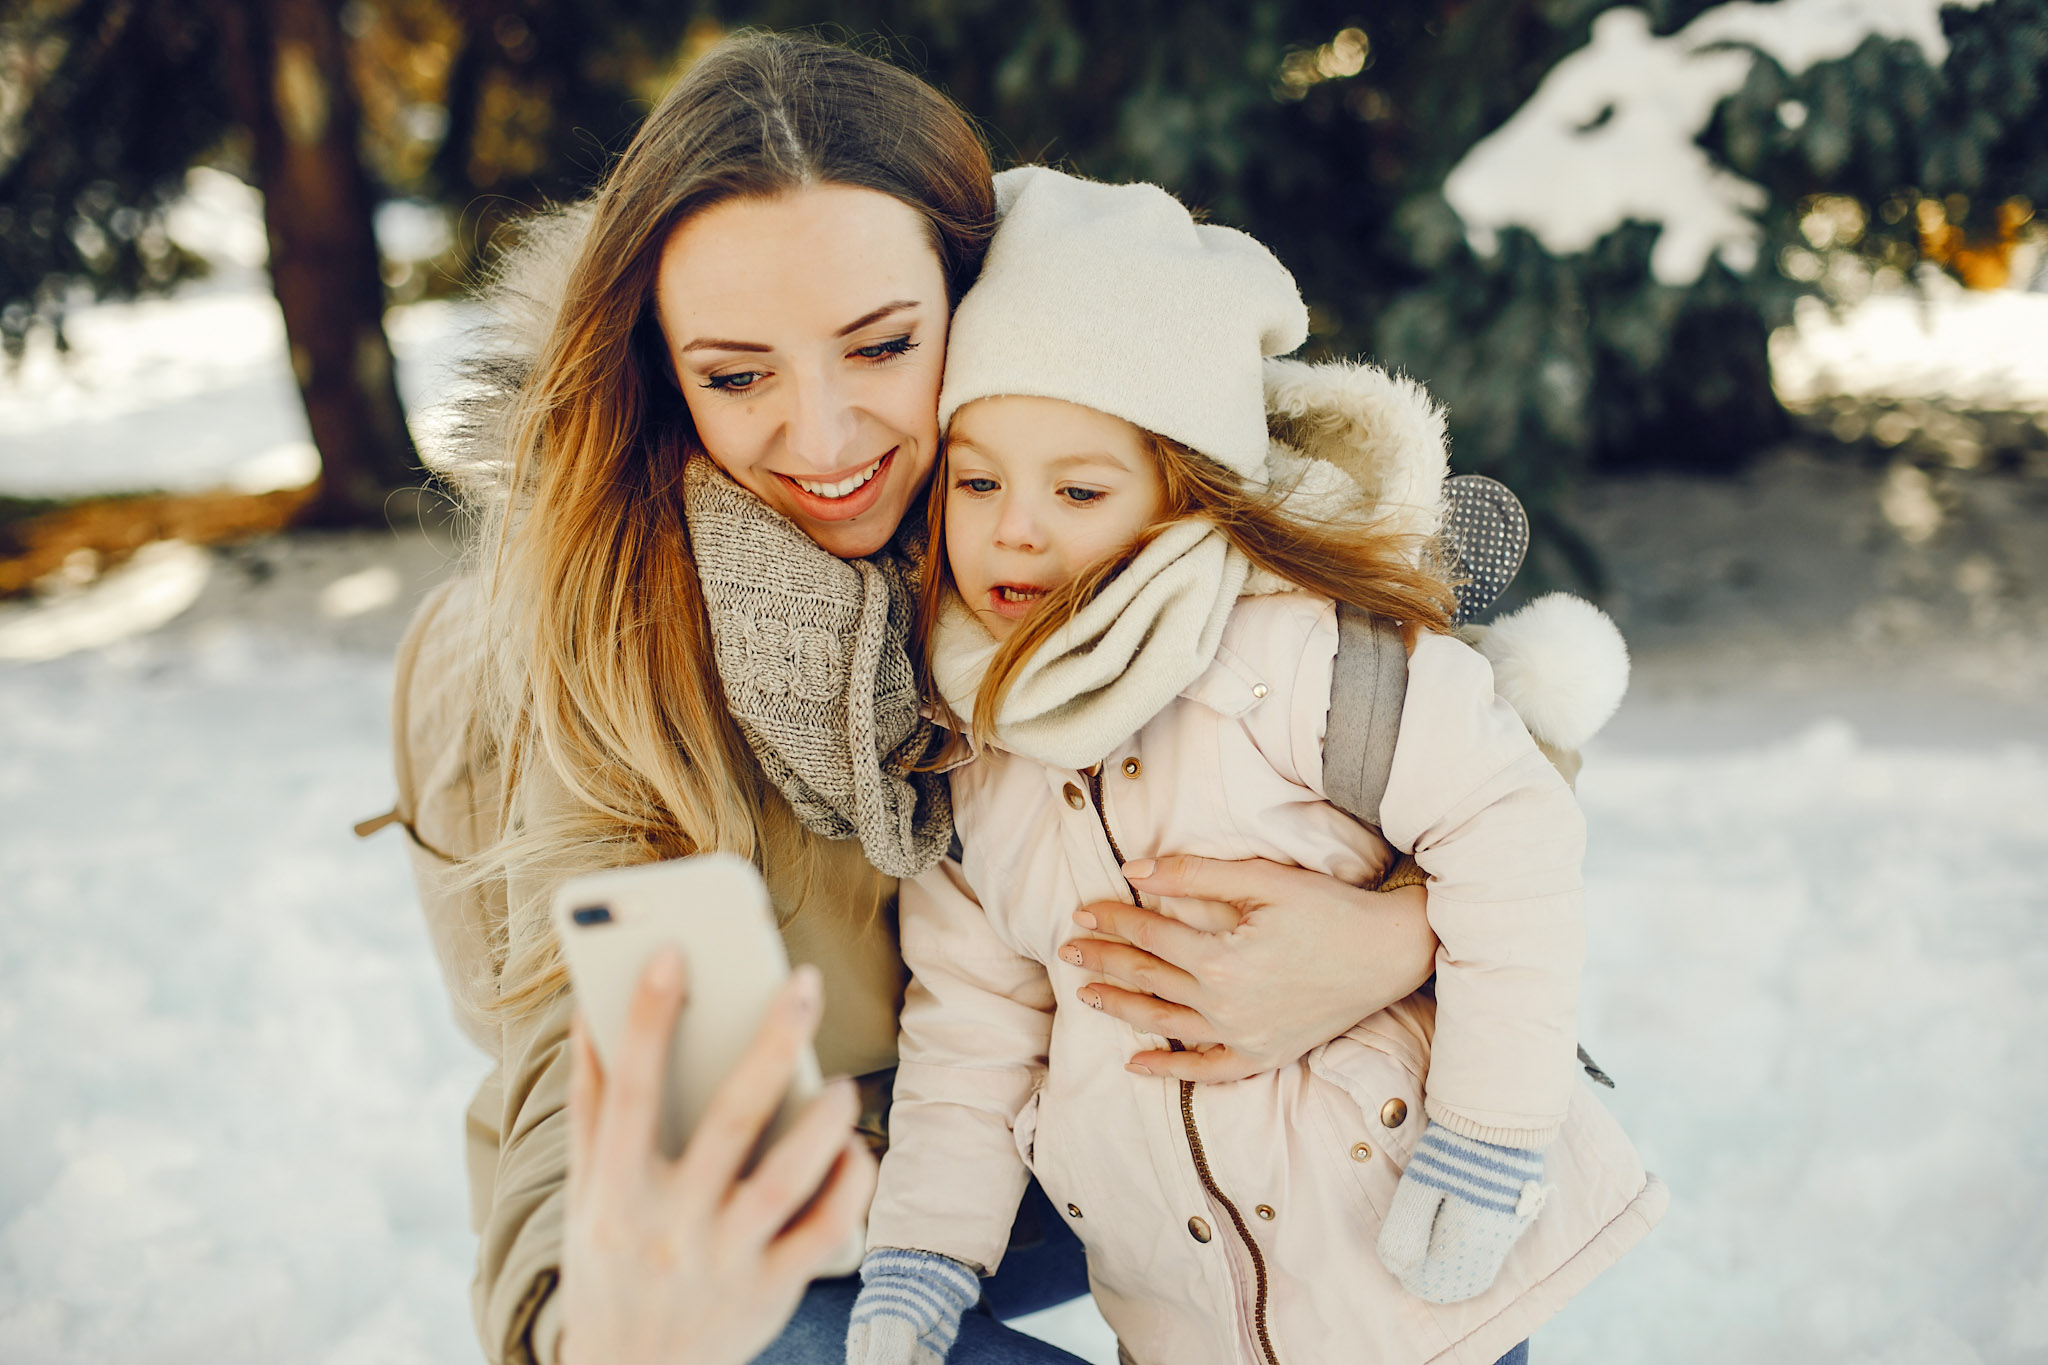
xmin=1444 ymin=0 xmax=1995 ymax=284
xmin=0 ymin=625 xmax=491 ymax=1364
xmin=0 ymin=166 xmax=475 ymax=500
xmin=0 ymin=285 xmax=475 ymax=498
xmin=0 ymin=540 xmax=211 ymax=662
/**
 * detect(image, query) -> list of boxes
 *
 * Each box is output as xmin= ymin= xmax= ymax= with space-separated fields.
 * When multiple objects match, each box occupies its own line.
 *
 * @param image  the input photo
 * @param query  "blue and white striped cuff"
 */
xmin=1402 ymin=1124 xmax=1546 ymax=1218
xmin=853 ymin=1247 xmax=981 ymax=1336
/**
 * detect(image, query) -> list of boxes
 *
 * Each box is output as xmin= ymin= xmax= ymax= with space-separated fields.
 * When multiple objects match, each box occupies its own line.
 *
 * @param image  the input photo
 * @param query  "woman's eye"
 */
xmin=1060 ymin=486 xmax=1106 ymax=504
xmin=955 ymin=477 xmax=999 ymax=494
xmin=852 ymin=336 xmax=917 ymax=362
xmin=702 ymin=371 xmax=764 ymax=393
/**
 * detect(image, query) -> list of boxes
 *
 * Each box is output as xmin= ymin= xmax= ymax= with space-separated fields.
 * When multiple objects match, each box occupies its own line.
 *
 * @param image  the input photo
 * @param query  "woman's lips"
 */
xmin=775 ymin=448 xmax=897 ymax=523
xmin=987 ymin=583 xmax=1049 ymax=620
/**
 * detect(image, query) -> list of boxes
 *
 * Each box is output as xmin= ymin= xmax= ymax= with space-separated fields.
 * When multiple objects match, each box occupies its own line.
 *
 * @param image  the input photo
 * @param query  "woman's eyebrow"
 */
xmin=678 ymin=335 xmax=770 ymax=355
xmin=678 ymin=300 xmax=922 ymax=356
xmin=836 ymin=300 xmax=921 ymax=336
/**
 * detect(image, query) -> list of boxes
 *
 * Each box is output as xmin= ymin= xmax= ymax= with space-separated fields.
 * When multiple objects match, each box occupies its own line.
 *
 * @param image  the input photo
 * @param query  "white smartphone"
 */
xmin=550 ymin=855 xmax=861 ymax=1278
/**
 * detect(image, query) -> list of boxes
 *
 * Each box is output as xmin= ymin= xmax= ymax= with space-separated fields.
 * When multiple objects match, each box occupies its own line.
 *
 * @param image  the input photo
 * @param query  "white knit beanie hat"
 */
xmin=937 ymin=166 xmax=1309 ymax=481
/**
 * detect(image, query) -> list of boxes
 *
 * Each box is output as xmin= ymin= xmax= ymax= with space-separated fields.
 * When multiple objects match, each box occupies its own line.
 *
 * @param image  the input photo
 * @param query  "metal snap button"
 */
xmin=1066 ymin=1203 xmax=1083 ymax=1219
xmin=1380 ymin=1098 xmax=1408 ymax=1129
xmin=1350 ymin=1142 xmax=1373 ymax=1163
xmin=1121 ymin=757 xmax=1141 ymax=778
xmin=1187 ymin=1216 xmax=1212 ymax=1243
xmin=1063 ymin=782 xmax=1085 ymax=809
xmin=1255 ymin=1204 xmax=1276 ymax=1221
xmin=1251 ymin=683 xmax=1269 ymax=699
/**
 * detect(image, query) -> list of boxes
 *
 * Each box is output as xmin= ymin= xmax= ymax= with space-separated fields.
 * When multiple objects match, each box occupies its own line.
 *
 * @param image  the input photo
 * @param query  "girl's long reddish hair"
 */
xmin=915 ymin=428 xmax=1459 ymax=751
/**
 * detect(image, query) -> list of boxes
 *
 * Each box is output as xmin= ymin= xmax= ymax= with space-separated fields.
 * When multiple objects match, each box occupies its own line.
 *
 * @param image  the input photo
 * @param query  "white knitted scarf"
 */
xmin=932 ymin=454 xmax=1356 ymax=770
xmin=681 ymin=457 xmax=951 ymax=878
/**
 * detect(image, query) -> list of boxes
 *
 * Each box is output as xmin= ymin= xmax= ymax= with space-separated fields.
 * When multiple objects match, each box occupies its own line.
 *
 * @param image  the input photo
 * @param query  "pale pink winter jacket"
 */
xmin=867 ymin=590 xmax=1667 ymax=1365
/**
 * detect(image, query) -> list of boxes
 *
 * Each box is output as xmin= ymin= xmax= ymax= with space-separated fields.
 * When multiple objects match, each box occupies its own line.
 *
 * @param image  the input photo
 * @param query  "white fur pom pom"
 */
xmin=1468 ymin=593 xmax=1630 ymax=751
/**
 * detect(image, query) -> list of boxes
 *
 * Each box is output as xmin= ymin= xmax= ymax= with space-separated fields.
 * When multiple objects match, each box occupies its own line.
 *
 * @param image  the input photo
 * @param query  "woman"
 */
xmin=395 ymin=30 xmax=1443 ymax=1365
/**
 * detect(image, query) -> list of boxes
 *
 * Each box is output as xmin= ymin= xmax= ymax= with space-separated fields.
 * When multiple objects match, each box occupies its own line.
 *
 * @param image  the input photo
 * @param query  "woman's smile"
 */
xmin=777 ymin=448 xmax=898 ymax=521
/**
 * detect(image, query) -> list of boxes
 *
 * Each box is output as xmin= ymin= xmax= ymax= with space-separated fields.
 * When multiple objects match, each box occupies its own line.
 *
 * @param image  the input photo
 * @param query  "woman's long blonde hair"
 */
xmin=455 ymin=32 xmax=994 ymax=1019
xmin=915 ymin=429 xmax=1460 ymax=752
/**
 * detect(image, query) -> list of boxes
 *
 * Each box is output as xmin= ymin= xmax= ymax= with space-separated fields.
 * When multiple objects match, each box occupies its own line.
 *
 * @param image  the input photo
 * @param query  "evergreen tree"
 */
xmin=0 ymin=0 xmax=416 ymax=525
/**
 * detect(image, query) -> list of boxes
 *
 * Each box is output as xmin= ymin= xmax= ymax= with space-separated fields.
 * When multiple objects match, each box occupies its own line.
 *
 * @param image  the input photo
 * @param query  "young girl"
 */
xmin=847 ymin=167 xmax=1662 ymax=1365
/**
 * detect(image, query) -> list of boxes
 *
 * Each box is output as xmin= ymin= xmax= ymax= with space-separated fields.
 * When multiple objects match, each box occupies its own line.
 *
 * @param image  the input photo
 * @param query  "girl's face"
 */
xmin=655 ymin=184 xmax=950 ymax=559
xmin=943 ymin=395 xmax=1166 ymax=639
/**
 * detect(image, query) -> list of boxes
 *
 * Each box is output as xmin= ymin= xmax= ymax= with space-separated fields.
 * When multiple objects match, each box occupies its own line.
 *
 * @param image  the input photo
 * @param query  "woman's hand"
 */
xmin=1059 ymin=855 xmax=1437 ymax=1083
xmin=559 ymin=952 xmax=876 ymax=1365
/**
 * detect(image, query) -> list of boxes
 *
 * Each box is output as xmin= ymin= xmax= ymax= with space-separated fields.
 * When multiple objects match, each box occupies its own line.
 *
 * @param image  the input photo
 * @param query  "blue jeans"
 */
xmin=758 ymin=1177 xmax=1530 ymax=1363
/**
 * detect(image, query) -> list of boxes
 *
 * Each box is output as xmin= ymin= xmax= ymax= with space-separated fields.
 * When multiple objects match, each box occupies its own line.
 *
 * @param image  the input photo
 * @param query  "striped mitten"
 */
xmin=845 ymin=1248 xmax=981 ymax=1365
xmin=1376 ymin=1123 xmax=1550 ymax=1304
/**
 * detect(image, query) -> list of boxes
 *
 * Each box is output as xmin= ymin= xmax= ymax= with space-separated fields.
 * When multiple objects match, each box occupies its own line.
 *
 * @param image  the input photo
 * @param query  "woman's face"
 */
xmin=656 ymin=184 xmax=951 ymax=559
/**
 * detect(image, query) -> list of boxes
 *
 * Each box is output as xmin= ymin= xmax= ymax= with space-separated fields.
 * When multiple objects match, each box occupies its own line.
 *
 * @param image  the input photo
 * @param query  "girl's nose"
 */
xmin=992 ymin=496 xmax=1045 ymax=552
xmin=783 ymin=367 xmax=859 ymax=471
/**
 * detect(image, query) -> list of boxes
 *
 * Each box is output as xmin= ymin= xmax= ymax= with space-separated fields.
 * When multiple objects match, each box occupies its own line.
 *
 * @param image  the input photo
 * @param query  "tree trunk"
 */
xmin=220 ymin=0 xmax=418 ymax=527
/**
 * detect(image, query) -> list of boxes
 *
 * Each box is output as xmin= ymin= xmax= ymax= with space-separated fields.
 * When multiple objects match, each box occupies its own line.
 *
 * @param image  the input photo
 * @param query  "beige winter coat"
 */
xmin=868 ymin=590 xmax=1667 ymax=1365
xmin=388 ymin=574 xmax=908 ymax=1365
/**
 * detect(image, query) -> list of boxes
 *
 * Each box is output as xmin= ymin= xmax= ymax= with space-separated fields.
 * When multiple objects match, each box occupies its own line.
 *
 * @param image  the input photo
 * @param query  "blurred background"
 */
xmin=1 ymin=2 xmax=2044 ymax=1361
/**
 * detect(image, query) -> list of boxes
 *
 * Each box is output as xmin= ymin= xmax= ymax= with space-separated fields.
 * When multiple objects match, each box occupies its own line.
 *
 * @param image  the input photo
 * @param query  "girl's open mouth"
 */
xmin=776 ymin=448 xmax=897 ymax=522
xmin=989 ymin=583 xmax=1049 ymax=620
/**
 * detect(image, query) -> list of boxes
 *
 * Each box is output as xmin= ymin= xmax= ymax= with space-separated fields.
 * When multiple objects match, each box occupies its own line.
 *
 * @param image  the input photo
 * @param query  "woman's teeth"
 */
xmin=790 ymin=455 xmax=886 ymax=500
xmin=997 ymin=586 xmax=1045 ymax=603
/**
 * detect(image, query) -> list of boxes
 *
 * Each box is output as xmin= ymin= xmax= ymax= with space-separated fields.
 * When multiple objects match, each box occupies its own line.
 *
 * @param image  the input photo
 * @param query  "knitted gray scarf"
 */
xmin=681 ymin=457 xmax=951 ymax=878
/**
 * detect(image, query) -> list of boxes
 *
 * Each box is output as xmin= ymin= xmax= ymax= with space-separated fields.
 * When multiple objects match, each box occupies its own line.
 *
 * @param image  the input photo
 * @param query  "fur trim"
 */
xmin=1464 ymin=593 xmax=1630 ymax=751
xmin=1263 ymin=357 xmax=1449 ymax=540
xmin=476 ymin=201 xmax=593 ymax=366
xmin=420 ymin=202 xmax=595 ymax=490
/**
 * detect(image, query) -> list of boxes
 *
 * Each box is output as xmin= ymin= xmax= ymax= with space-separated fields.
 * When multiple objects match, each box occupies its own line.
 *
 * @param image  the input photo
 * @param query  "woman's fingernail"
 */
xmin=1061 ymin=944 xmax=1084 ymax=966
xmin=1073 ymin=910 xmax=1097 ymax=930
xmin=1122 ymin=858 xmax=1155 ymax=880
xmin=648 ymin=948 xmax=684 ymax=990
xmin=1080 ymin=988 xmax=1103 ymax=1010
xmin=1125 ymin=1061 xmax=1153 ymax=1076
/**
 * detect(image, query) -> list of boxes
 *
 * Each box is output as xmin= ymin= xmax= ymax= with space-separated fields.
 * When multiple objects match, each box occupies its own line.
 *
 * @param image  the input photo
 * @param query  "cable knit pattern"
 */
xmin=1377 ymin=1122 xmax=1550 ymax=1304
xmin=682 ymin=457 xmax=951 ymax=877
xmin=846 ymin=1248 xmax=981 ymax=1365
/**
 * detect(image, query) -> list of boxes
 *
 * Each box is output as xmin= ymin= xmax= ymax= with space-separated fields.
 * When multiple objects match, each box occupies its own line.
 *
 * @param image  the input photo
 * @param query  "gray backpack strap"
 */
xmin=1324 ymin=604 xmax=1408 ymax=830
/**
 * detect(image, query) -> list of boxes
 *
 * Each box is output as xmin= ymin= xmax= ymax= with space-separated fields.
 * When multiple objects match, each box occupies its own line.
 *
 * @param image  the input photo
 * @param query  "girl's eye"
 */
xmin=702 ymin=371 xmax=764 ymax=394
xmin=1060 ymin=486 xmax=1106 ymax=504
xmin=852 ymin=336 xmax=918 ymax=362
xmin=955 ymin=476 xmax=999 ymax=494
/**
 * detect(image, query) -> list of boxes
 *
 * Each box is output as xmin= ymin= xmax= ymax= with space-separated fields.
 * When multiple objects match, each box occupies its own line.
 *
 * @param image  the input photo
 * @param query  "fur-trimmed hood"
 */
xmin=1264 ymin=355 xmax=1450 ymax=540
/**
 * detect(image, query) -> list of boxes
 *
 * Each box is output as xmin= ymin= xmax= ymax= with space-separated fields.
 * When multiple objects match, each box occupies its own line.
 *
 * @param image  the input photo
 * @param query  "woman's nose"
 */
xmin=783 ymin=368 xmax=859 ymax=471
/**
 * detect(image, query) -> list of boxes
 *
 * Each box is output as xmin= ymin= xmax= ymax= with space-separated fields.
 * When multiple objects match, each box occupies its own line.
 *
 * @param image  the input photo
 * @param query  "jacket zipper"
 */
xmin=1086 ymin=766 xmax=1283 ymax=1365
